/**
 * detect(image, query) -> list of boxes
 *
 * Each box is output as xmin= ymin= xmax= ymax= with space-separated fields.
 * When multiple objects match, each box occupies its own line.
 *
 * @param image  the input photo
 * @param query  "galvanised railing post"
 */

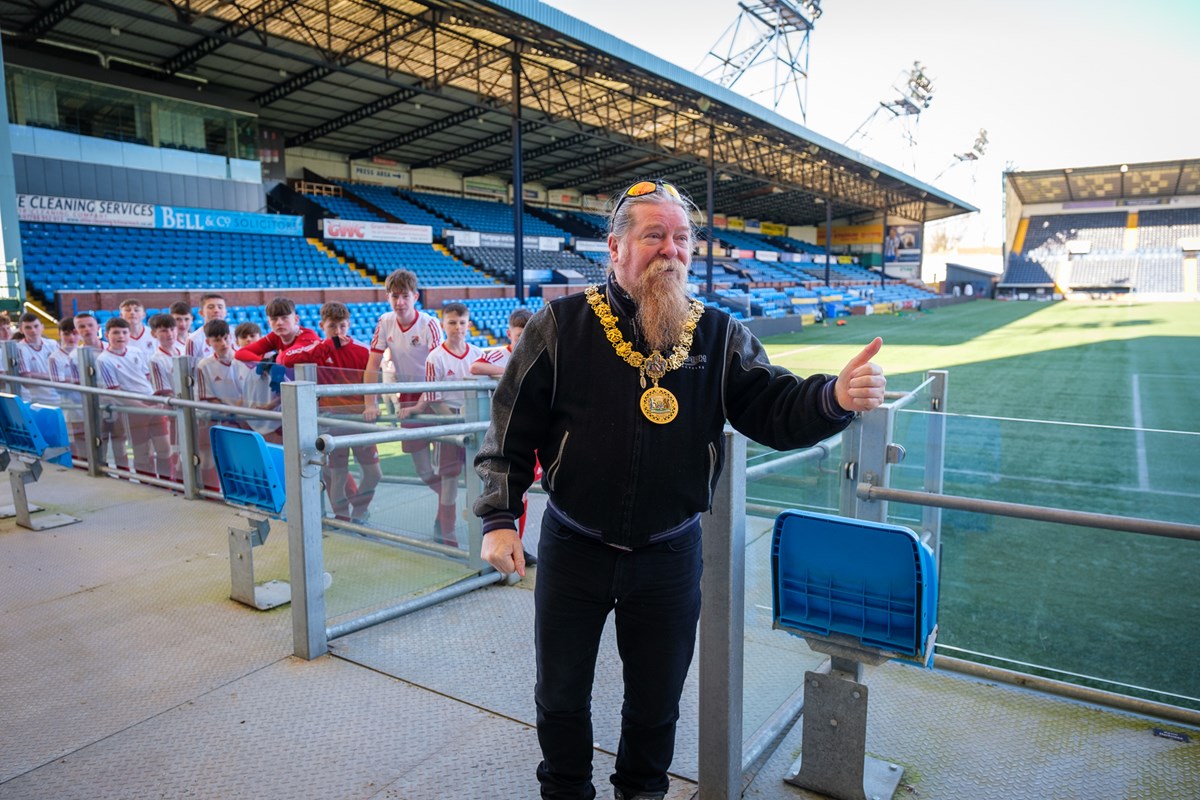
xmin=283 ymin=379 xmax=327 ymax=660
xmin=74 ymin=346 xmax=104 ymax=477
xmin=923 ymin=370 xmax=948 ymax=562
xmin=170 ymin=354 xmax=199 ymax=500
xmin=698 ymin=429 xmax=747 ymax=800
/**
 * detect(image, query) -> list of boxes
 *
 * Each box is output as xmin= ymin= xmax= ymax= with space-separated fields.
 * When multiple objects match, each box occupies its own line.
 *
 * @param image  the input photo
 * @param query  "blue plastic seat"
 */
xmin=771 ymin=509 xmax=937 ymax=666
xmin=209 ymin=425 xmax=287 ymax=515
xmin=0 ymin=393 xmax=73 ymax=467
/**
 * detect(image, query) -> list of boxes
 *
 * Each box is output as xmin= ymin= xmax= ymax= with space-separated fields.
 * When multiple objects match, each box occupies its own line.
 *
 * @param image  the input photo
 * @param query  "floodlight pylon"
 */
xmin=698 ymin=0 xmax=823 ymax=124
xmin=932 ymin=128 xmax=989 ymax=183
xmin=844 ymin=60 xmax=935 ymax=175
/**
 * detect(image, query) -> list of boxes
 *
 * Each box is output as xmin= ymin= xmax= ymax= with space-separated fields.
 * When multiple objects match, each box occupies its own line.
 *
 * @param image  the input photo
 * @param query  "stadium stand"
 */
xmin=334 ymin=182 xmax=449 ymax=230
xmin=1137 ymin=207 xmax=1200 ymax=250
xmin=798 ymin=261 xmax=878 ymax=283
xmin=715 ymin=228 xmax=785 ymax=253
xmin=451 ymin=245 xmax=598 ymax=283
xmin=325 ymin=240 xmax=493 ymax=286
xmin=1134 ymin=254 xmax=1185 ymax=293
xmin=573 ymin=250 xmax=612 ymax=283
xmin=765 ymin=234 xmax=827 ymax=255
xmin=537 ymin=208 xmax=608 ymax=239
xmin=1068 ymin=254 xmax=1137 ymax=288
xmin=1000 ymin=256 xmax=1058 ymax=286
xmin=401 ymin=191 xmax=571 ymax=238
xmin=303 ymin=192 xmax=389 ymax=223
xmin=18 ymin=222 xmax=373 ymax=302
xmin=1001 ymin=205 xmax=1197 ymax=294
xmin=1020 ymin=212 xmax=1127 ymax=255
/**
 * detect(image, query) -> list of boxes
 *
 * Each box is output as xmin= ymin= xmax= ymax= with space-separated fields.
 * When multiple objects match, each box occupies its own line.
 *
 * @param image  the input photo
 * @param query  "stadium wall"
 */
xmin=57 ymin=288 xmax=383 ymax=316
xmin=286 ymin=147 xmax=352 ymax=183
xmin=55 ymin=285 xmax=533 ymax=316
xmin=15 ymin=154 xmax=263 ymax=213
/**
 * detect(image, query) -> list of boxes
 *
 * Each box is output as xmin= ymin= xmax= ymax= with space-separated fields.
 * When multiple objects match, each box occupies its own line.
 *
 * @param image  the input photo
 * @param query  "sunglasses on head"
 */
xmin=612 ymin=179 xmax=682 ymax=217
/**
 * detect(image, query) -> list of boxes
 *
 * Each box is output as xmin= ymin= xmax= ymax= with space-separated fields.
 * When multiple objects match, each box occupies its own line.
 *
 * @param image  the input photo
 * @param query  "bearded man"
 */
xmin=475 ymin=179 xmax=887 ymax=800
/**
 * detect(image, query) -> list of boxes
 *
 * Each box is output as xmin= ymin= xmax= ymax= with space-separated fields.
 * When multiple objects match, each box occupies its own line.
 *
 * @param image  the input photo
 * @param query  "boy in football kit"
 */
xmin=47 ymin=318 xmax=86 ymax=462
xmin=187 ymin=294 xmax=227 ymax=369
xmin=16 ymin=313 xmax=58 ymax=406
xmin=284 ymin=302 xmax=382 ymax=522
xmin=147 ymin=314 xmax=184 ymax=481
xmin=195 ymin=319 xmax=245 ymax=489
xmin=0 ymin=311 xmax=11 ymax=375
xmin=234 ymin=321 xmax=262 ymax=349
xmin=120 ymin=299 xmax=157 ymax=358
xmin=401 ymin=302 xmax=483 ymax=545
xmin=149 ymin=313 xmax=185 ymax=396
xmin=235 ymin=296 xmax=319 ymax=367
xmin=469 ymin=307 xmax=532 ymax=377
xmin=74 ymin=312 xmax=104 ymax=351
xmin=96 ymin=317 xmax=171 ymax=479
xmin=363 ymin=269 xmax=444 ymax=501
xmin=170 ymin=301 xmax=195 ymax=344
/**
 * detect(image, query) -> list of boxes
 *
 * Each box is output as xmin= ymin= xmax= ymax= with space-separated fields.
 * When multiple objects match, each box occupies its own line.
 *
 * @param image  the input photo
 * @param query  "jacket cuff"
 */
xmin=482 ymin=511 xmax=518 ymax=535
xmin=820 ymin=377 xmax=855 ymax=422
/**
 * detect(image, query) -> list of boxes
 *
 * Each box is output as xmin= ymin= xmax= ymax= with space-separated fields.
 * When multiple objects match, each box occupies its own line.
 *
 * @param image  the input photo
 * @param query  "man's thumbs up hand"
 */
xmin=834 ymin=337 xmax=886 ymax=413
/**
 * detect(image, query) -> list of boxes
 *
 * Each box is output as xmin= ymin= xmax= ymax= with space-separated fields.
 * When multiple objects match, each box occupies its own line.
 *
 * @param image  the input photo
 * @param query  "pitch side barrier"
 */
xmin=0 ymin=345 xmax=280 ymax=498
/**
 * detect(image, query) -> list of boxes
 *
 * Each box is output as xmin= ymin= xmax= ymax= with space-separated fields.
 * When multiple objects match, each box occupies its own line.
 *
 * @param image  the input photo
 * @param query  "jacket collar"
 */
xmin=606 ymin=272 xmax=638 ymax=316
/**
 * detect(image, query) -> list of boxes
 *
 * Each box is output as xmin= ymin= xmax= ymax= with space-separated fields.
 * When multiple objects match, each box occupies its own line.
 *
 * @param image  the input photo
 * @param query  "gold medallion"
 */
xmin=640 ymin=386 xmax=679 ymax=424
xmin=586 ymin=284 xmax=703 ymax=426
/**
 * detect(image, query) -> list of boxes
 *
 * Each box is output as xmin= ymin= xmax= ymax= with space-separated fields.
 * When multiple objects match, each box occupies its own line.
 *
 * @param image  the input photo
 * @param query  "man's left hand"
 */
xmin=834 ymin=337 xmax=886 ymax=413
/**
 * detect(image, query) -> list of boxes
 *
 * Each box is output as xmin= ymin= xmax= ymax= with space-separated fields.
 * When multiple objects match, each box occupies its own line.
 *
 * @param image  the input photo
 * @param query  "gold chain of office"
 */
xmin=584 ymin=284 xmax=704 ymax=424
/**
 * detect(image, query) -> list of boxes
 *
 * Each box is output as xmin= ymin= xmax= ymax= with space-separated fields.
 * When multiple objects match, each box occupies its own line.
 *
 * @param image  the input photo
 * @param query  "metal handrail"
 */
xmin=745 ymin=434 xmax=840 ymax=480
xmin=314 ymin=378 xmax=497 ymax=398
xmin=857 ymin=483 xmax=1200 ymax=541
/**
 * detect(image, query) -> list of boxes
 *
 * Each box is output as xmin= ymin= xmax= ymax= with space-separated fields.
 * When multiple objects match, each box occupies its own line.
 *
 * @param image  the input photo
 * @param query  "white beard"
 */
xmin=627 ymin=257 xmax=691 ymax=352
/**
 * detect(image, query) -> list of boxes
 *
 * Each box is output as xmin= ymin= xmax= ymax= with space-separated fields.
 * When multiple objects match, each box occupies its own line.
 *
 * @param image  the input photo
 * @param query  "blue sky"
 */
xmin=542 ymin=0 xmax=1200 ymax=243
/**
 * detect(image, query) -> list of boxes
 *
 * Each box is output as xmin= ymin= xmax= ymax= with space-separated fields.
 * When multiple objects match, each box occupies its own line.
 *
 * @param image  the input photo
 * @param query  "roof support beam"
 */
xmin=524 ymin=144 xmax=628 ymax=183
xmin=512 ymin=53 xmax=525 ymax=302
xmin=254 ymin=66 xmax=333 ymax=106
xmin=254 ymin=11 xmax=434 ymax=106
xmin=467 ymin=131 xmax=593 ymax=178
xmin=286 ymin=87 xmax=421 ymax=148
xmin=161 ymin=0 xmax=300 ymax=76
xmin=416 ymin=121 xmax=542 ymax=170
xmin=19 ymin=0 xmax=83 ymax=39
xmin=350 ymin=105 xmax=490 ymax=160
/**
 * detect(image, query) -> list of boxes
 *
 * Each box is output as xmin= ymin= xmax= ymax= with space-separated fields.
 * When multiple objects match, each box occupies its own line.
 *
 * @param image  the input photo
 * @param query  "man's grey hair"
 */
xmin=607 ymin=181 xmax=702 ymax=250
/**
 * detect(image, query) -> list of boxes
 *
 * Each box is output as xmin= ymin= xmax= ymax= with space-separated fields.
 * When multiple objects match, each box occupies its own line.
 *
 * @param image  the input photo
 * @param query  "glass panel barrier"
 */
xmin=894 ymin=409 xmax=1200 ymax=711
xmin=886 ymin=377 xmax=934 ymax=533
xmin=168 ymin=360 xmax=479 ymax=627
xmin=744 ymin=438 xmax=843 ymax=517
xmin=303 ymin=364 xmax=478 ymax=627
xmin=742 ymin=438 xmax=844 ymax=738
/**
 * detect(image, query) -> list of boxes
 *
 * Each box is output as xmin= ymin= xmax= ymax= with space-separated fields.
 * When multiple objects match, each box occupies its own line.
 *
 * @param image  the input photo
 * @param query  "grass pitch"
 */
xmin=758 ymin=299 xmax=1200 ymax=709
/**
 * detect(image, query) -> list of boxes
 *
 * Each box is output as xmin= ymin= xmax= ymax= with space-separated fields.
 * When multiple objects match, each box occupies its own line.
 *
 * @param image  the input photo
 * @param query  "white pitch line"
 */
xmin=1131 ymin=373 xmax=1150 ymax=491
xmin=770 ymin=344 xmax=820 ymax=360
xmin=1133 ymin=373 xmax=1200 ymax=380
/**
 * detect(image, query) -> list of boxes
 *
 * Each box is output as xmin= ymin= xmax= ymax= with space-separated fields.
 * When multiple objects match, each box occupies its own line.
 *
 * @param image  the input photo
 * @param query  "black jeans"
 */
xmin=533 ymin=511 xmax=704 ymax=800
